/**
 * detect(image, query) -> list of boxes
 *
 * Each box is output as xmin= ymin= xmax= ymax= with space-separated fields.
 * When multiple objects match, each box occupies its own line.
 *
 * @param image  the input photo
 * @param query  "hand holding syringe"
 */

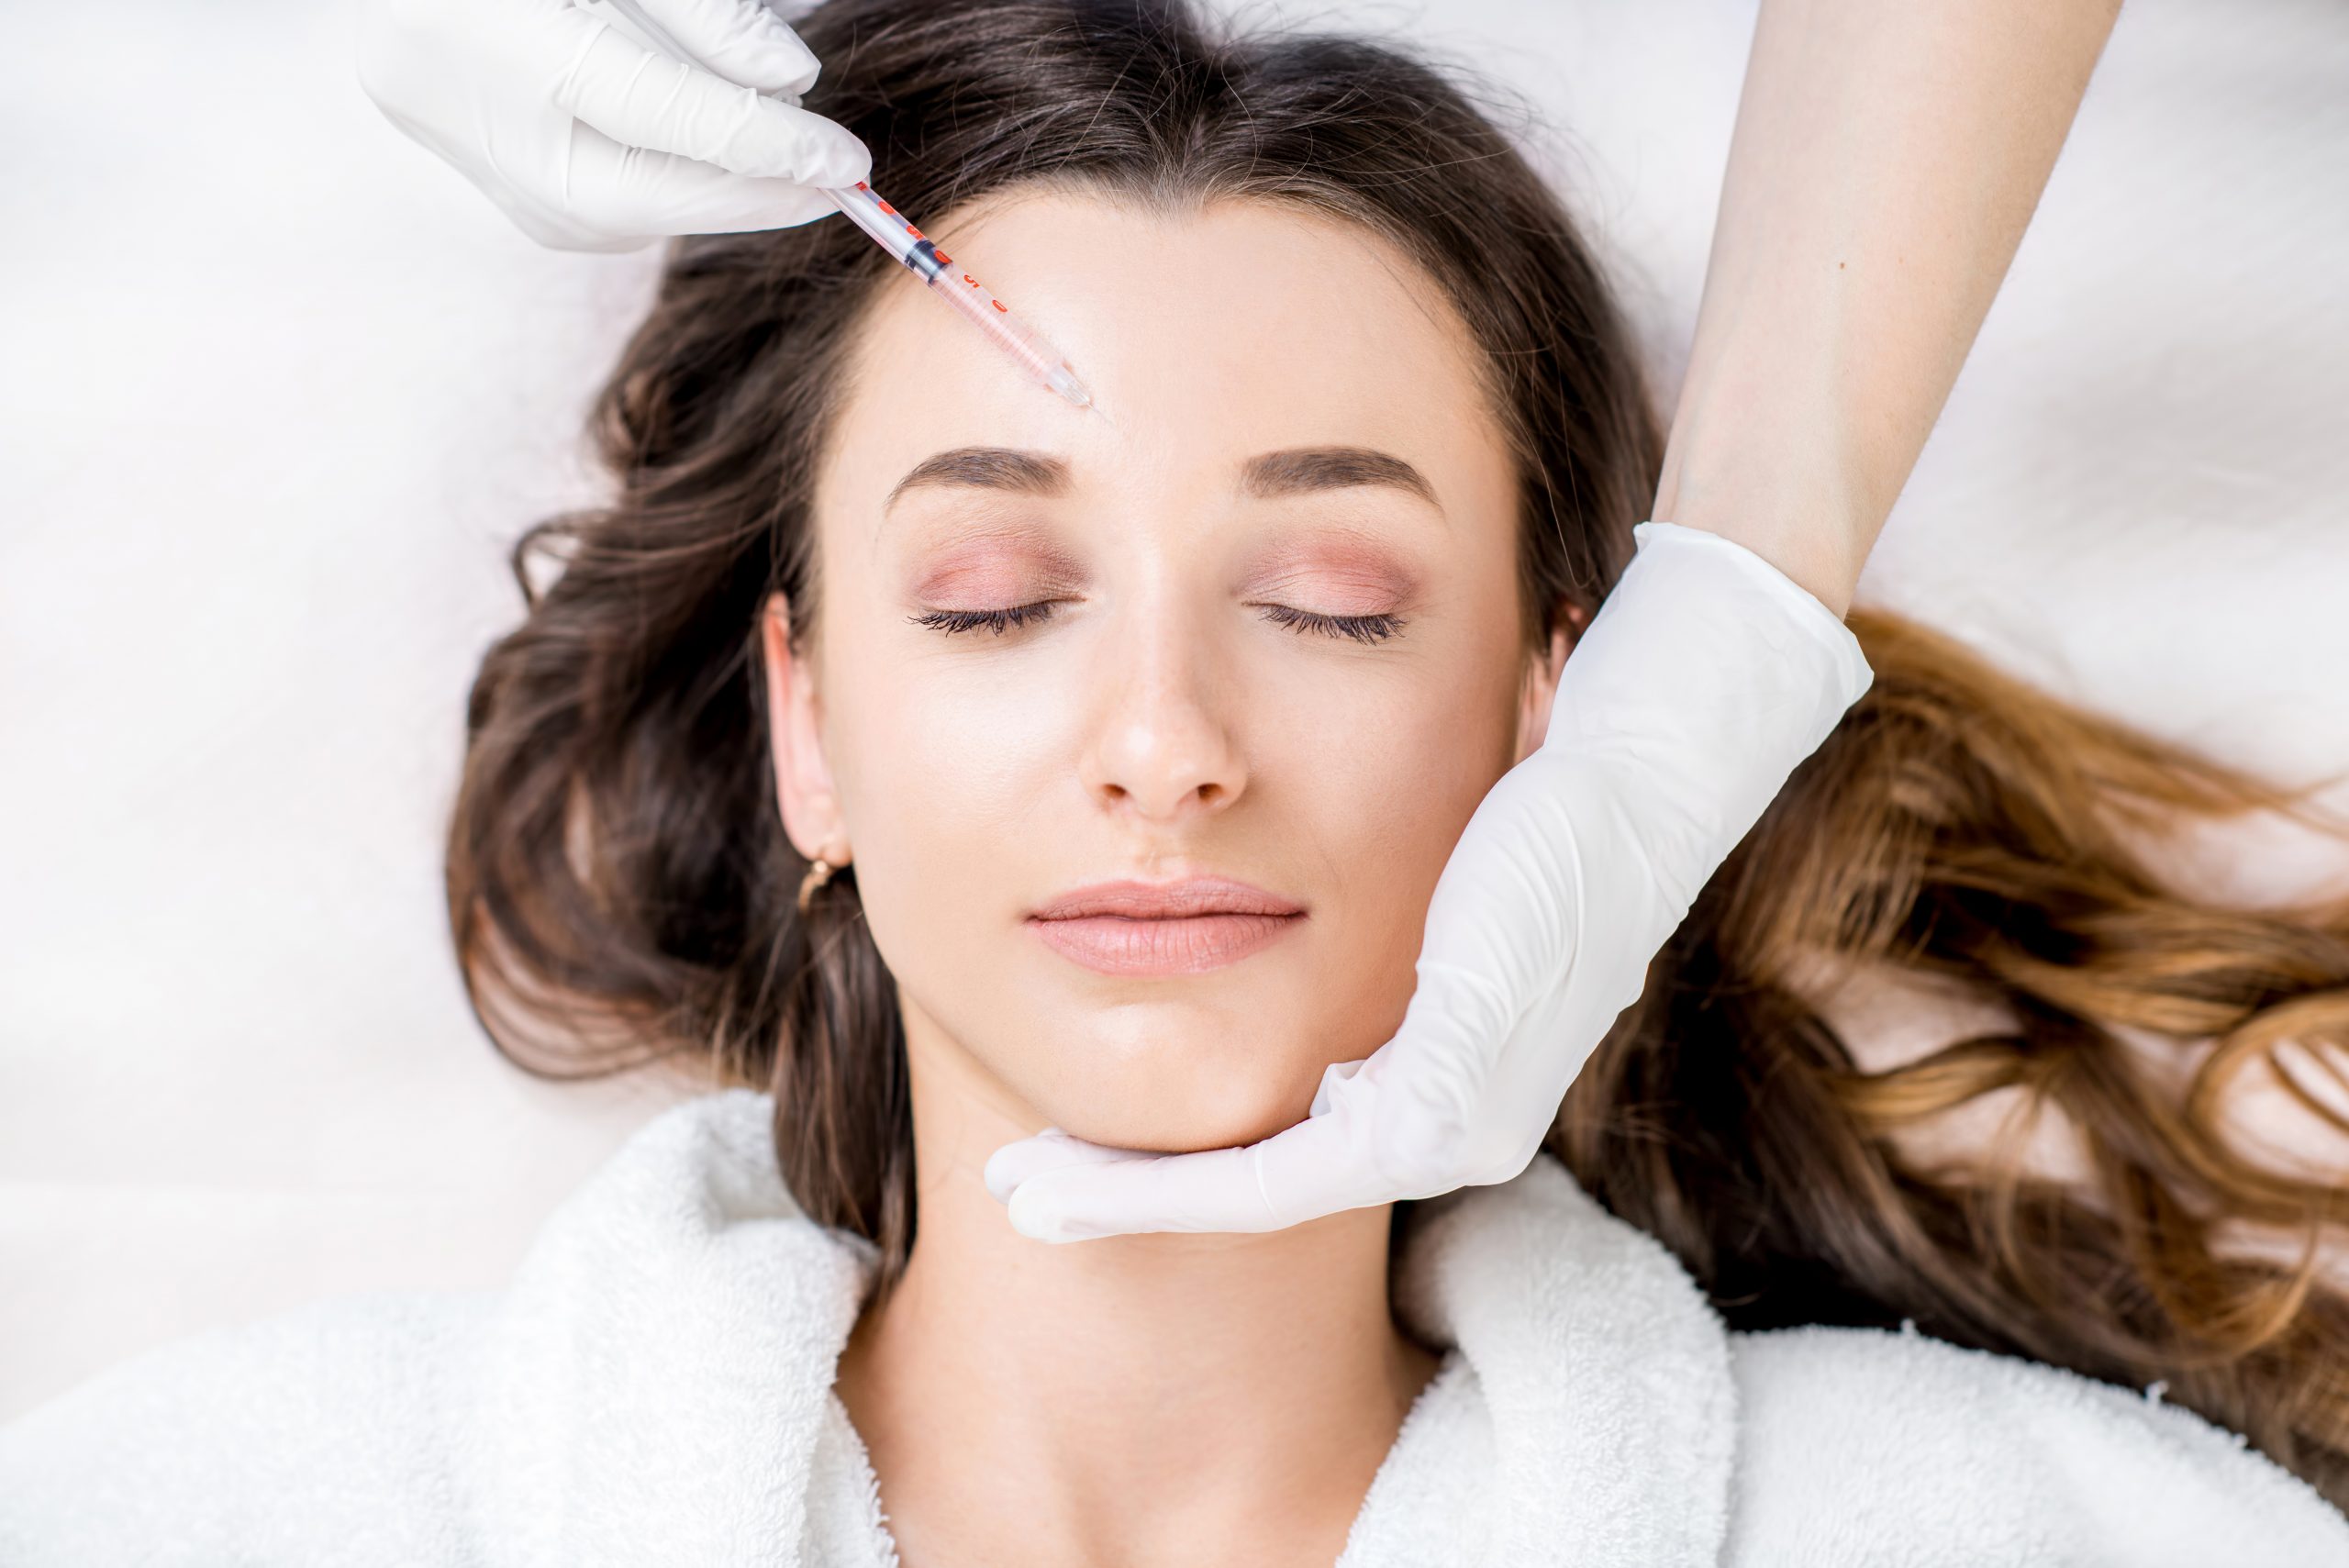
xmin=579 ymin=0 xmax=1093 ymax=409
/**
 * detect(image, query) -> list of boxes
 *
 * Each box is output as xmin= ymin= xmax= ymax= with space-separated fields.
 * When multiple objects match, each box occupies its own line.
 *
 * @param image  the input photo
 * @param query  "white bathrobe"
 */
xmin=4 ymin=1088 xmax=2343 ymax=1565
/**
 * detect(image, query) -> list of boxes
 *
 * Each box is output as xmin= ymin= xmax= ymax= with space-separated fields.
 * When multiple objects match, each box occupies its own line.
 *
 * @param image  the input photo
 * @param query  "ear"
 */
xmin=760 ymin=593 xmax=851 ymax=864
xmin=1512 ymin=600 xmax=1589 ymax=763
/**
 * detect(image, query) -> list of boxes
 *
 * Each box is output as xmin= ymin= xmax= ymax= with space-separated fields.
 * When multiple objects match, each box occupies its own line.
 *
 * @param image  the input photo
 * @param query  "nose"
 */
xmin=1077 ymin=593 xmax=1250 ymax=827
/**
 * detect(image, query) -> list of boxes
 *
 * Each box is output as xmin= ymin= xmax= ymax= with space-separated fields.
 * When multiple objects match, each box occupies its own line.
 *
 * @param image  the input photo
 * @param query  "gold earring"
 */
xmin=797 ymin=850 xmax=842 ymax=914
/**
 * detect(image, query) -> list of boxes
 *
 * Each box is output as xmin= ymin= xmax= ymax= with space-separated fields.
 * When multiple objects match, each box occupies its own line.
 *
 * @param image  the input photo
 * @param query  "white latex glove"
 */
xmin=354 ymin=0 xmax=871 ymax=252
xmin=984 ymin=520 xmax=1876 ymax=1241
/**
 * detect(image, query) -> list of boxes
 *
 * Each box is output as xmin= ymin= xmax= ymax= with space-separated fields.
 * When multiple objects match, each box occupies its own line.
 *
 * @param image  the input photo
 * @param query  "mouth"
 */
xmin=1026 ymin=876 xmax=1306 ymax=977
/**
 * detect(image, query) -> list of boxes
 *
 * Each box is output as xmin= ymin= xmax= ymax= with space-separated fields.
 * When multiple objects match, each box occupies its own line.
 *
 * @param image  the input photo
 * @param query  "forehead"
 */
xmin=816 ymin=188 xmax=1514 ymax=527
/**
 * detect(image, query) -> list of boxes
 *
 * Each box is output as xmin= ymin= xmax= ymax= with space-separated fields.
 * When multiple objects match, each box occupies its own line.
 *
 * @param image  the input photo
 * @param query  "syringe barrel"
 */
xmin=832 ymin=185 xmax=1090 ymax=406
xmin=920 ymin=264 xmax=1068 ymax=386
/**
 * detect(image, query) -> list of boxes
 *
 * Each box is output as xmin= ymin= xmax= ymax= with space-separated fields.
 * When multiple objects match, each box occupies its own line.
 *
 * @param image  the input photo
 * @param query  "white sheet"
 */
xmin=4 ymin=0 xmax=2345 ymax=1422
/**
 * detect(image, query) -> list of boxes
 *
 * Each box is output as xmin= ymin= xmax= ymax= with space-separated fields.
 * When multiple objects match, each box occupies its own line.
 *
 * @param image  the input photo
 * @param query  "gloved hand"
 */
xmin=355 ymin=0 xmax=871 ymax=252
xmin=984 ymin=520 xmax=1876 ymax=1240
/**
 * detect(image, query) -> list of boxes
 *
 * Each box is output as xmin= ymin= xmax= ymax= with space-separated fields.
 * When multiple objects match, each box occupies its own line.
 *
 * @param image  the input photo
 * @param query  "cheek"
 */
xmin=1260 ymin=544 xmax=1529 ymax=916
xmin=1275 ymin=657 xmax=1523 ymax=1047
xmin=810 ymin=627 xmax=1077 ymax=1052
xmin=1256 ymin=526 xmax=1532 ymax=1087
xmin=844 ymin=680 xmax=1049 ymax=840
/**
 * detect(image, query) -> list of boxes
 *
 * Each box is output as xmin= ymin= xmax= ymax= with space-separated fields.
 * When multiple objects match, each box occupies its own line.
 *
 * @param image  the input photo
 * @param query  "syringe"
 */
xmin=577 ymin=0 xmax=1093 ymax=410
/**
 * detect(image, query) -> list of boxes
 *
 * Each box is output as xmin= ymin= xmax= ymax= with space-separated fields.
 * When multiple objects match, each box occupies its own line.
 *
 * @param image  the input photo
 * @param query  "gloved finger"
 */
xmin=980 ymin=1127 xmax=1151 ymax=1203
xmin=988 ymin=1060 xmax=1386 ymax=1212
xmin=1360 ymin=957 xmax=1525 ymax=1182
xmin=561 ymin=117 xmax=842 ymax=236
xmin=613 ymin=0 xmax=826 ymax=96
xmin=1004 ymin=1070 xmax=1402 ymax=1241
xmin=552 ymin=11 xmax=870 ymax=184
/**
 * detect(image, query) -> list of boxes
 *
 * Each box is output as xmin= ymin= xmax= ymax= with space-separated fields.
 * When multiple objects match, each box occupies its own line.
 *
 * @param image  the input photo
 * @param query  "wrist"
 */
xmin=1648 ymin=385 xmax=1877 ymax=617
xmin=1647 ymin=473 xmax=1866 ymax=620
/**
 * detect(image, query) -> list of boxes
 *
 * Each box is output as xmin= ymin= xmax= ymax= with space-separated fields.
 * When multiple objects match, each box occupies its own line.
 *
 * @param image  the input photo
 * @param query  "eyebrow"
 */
xmin=882 ymin=444 xmax=1442 ymax=516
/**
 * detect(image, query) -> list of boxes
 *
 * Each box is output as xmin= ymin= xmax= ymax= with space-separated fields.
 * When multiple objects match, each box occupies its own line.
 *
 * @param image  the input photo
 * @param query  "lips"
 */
xmin=1027 ymin=876 xmax=1305 ymax=976
xmin=1030 ymin=876 xmax=1304 ymax=921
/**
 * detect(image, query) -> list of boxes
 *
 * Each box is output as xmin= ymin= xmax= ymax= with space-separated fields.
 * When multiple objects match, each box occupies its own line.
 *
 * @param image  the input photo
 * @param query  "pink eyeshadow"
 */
xmin=1246 ymin=534 xmax=1422 ymax=612
xmin=907 ymin=539 xmax=1087 ymax=604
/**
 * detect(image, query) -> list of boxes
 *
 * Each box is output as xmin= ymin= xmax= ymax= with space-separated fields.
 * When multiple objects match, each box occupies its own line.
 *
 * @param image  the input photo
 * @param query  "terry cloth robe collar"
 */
xmin=473 ymin=1088 xmax=1738 ymax=1567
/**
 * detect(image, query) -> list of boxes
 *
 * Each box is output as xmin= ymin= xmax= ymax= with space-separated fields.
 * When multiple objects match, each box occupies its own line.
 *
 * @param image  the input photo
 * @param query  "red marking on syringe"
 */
xmin=835 ymin=181 xmax=1086 ymax=405
xmin=933 ymin=279 xmax=1063 ymax=380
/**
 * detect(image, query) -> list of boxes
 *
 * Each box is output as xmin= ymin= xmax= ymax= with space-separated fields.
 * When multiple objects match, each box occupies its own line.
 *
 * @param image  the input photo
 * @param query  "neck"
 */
xmin=834 ymin=993 xmax=1441 ymax=1568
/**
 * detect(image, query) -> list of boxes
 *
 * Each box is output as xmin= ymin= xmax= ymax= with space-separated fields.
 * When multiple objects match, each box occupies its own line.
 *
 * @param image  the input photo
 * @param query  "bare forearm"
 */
xmin=1653 ymin=0 xmax=2122 ymax=615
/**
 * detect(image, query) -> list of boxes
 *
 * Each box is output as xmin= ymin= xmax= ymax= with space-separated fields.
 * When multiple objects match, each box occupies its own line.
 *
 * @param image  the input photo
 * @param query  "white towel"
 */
xmin=4 ymin=1088 xmax=2343 ymax=1565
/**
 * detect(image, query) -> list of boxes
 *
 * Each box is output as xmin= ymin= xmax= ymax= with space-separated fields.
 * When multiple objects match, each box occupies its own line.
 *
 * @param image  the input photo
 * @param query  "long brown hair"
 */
xmin=444 ymin=0 xmax=2349 ymax=1505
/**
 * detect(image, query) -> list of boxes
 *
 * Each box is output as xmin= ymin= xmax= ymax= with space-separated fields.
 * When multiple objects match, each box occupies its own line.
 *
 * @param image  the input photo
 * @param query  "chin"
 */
xmin=1040 ymin=1046 xmax=1330 ymax=1154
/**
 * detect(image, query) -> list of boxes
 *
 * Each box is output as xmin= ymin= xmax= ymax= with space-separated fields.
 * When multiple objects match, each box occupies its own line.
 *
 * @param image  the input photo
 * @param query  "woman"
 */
xmin=353 ymin=0 xmax=2131 ymax=1253
xmin=7 ymin=0 xmax=2349 ymax=1562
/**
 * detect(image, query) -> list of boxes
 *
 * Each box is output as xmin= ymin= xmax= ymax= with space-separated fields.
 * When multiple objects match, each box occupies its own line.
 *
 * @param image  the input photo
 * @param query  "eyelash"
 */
xmin=907 ymin=601 xmax=1408 ymax=644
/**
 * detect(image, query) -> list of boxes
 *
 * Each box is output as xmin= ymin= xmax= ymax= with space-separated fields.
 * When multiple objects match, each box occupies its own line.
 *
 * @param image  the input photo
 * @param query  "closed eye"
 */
xmin=1250 ymin=603 xmax=1408 ymax=644
xmin=907 ymin=602 xmax=1408 ymax=643
xmin=907 ymin=603 xmax=1061 ymax=636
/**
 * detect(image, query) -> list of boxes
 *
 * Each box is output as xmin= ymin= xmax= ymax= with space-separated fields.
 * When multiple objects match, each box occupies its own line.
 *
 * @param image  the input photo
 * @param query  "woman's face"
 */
xmin=764 ymin=189 xmax=1570 ymax=1152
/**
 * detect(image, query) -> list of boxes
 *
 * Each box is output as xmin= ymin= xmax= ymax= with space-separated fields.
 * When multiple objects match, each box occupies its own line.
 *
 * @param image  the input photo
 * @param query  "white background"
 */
xmin=4 ymin=0 xmax=2346 ymax=1421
